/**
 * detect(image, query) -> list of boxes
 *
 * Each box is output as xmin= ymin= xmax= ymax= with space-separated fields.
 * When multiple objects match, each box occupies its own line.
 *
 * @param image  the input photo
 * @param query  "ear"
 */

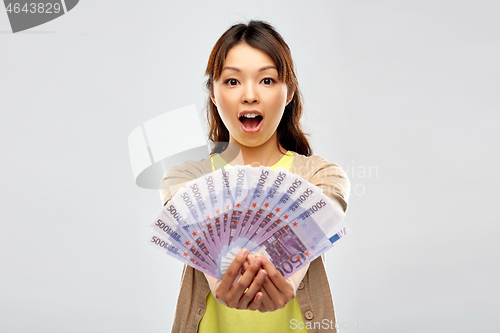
xmin=286 ymin=87 xmax=295 ymax=106
xmin=210 ymin=91 xmax=217 ymax=106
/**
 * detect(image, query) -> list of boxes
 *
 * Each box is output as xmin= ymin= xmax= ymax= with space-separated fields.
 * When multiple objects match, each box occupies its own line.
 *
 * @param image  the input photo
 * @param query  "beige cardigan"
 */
xmin=160 ymin=152 xmax=350 ymax=333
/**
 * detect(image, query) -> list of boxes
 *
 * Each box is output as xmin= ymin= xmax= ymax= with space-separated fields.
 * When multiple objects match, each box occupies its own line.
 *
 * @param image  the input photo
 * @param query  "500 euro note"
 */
xmin=148 ymin=231 xmax=221 ymax=279
xmin=252 ymin=195 xmax=350 ymax=278
xmin=226 ymin=167 xmax=324 ymax=260
xmin=153 ymin=197 xmax=218 ymax=272
xmin=222 ymin=194 xmax=350 ymax=278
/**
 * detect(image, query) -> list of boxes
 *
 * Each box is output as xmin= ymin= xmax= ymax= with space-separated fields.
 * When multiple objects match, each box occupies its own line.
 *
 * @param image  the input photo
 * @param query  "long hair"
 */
xmin=205 ymin=20 xmax=312 ymax=157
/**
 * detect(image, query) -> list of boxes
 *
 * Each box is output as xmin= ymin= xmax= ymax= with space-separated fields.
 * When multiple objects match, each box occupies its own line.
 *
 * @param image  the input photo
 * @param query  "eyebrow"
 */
xmin=221 ymin=65 xmax=277 ymax=72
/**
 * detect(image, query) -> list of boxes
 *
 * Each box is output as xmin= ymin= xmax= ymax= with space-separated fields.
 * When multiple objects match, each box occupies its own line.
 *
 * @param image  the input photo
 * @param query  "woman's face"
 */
xmin=211 ymin=42 xmax=293 ymax=150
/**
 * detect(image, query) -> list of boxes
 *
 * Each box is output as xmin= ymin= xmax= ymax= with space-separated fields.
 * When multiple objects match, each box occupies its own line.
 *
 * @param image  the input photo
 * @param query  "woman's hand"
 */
xmin=211 ymin=249 xmax=268 ymax=310
xmin=244 ymin=254 xmax=296 ymax=313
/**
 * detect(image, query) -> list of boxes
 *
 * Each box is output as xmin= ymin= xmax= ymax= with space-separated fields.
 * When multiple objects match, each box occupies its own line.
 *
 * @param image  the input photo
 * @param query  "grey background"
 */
xmin=1 ymin=1 xmax=499 ymax=332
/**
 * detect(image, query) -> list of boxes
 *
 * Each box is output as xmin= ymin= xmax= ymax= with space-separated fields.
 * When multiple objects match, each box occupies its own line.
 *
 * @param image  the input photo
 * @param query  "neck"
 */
xmin=225 ymin=133 xmax=286 ymax=167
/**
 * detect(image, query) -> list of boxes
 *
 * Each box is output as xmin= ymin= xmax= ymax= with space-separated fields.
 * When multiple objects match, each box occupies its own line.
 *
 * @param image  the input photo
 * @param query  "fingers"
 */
xmin=247 ymin=292 xmax=263 ymax=311
xmin=216 ymin=249 xmax=248 ymax=300
xmin=242 ymin=254 xmax=253 ymax=273
xmin=261 ymin=275 xmax=287 ymax=309
xmin=257 ymin=285 xmax=274 ymax=312
xmin=254 ymin=255 xmax=295 ymax=310
xmin=240 ymin=269 xmax=267 ymax=310
xmin=258 ymin=254 xmax=295 ymax=301
xmin=226 ymin=255 xmax=263 ymax=308
xmin=216 ymin=252 xmax=296 ymax=311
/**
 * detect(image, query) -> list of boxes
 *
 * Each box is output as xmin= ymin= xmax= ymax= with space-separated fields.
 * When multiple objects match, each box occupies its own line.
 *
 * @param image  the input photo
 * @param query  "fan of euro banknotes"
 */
xmin=148 ymin=165 xmax=351 ymax=280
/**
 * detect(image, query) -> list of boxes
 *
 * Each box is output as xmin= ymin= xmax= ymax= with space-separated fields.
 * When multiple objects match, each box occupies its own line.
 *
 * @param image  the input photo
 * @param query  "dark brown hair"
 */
xmin=205 ymin=20 xmax=312 ymax=157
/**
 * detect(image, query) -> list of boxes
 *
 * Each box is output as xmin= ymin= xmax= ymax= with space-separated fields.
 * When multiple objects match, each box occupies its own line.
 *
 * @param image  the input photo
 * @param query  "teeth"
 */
xmin=241 ymin=113 xmax=260 ymax=118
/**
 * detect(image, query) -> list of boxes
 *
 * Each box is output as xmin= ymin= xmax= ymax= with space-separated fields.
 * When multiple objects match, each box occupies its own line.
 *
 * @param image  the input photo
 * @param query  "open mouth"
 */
xmin=239 ymin=113 xmax=263 ymax=130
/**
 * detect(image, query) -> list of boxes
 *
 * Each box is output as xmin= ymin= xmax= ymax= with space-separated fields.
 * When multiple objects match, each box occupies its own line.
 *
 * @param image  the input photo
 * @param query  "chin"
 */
xmin=235 ymin=137 xmax=271 ymax=149
xmin=229 ymin=127 xmax=276 ymax=149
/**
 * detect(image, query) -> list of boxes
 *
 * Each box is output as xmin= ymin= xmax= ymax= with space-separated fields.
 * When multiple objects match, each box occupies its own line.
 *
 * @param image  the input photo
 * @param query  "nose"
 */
xmin=242 ymin=83 xmax=259 ymax=104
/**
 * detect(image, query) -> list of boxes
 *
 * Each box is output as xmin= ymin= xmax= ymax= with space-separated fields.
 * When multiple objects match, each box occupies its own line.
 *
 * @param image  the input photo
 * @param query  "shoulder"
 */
xmin=159 ymin=157 xmax=212 ymax=206
xmin=292 ymin=153 xmax=333 ymax=168
xmin=166 ymin=158 xmax=212 ymax=179
xmin=291 ymin=152 xmax=350 ymax=213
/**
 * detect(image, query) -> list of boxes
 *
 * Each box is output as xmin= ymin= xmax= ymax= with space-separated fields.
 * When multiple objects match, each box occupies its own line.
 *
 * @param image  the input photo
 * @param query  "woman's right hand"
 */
xmin=210 ymin=249 xmax=268 ymax=310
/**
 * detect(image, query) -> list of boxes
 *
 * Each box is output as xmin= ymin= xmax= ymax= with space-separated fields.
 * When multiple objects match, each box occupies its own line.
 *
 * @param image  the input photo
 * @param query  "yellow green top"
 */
xmin=198 ymin=150 xmax=309 ymax=333
xmin=210 ymin=150 xmax=295 ymax=172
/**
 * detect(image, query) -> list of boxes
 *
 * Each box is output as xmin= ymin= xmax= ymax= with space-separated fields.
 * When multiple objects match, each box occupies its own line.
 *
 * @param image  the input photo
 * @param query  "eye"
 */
xmin=262 ymin=78 xmax=275 ymax=85
xmin=224 ymin=78 xmax=239 ymax=86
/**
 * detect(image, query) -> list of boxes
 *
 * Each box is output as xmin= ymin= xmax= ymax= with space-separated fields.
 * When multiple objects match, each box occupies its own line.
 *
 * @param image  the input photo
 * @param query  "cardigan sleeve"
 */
xmin=160 ymin=164 xmax=192 ymax=206
xmin=314 ymin=157 xmax=349 ymax=213
xmin=159 ymin=158 xmax=212 ymax=206
xmin=294 ymin=154 xmax=350 ymax=214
